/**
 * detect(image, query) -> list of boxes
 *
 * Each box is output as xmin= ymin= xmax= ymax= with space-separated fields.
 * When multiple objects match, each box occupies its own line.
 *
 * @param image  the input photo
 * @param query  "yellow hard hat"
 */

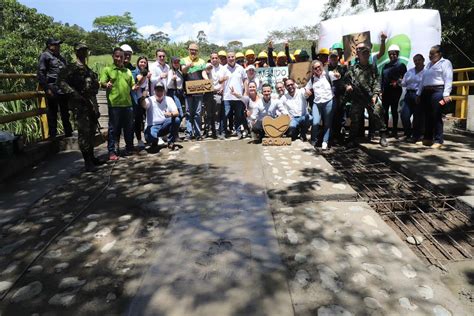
xmin=294 ymin=49 xmax=301 ymax=56
xmin=218 ymin=50 xmax=227 ymax=57
xmin=235 ymin=52 xmax=245 ymax=59
xmin=318 ymin=48 xmax=330 ymax=55
xmin=258 ymin=51 xmax=268 ymax=59
xmin=277 ymin=51 xmax=286 ymax=58
xmin=245 ymin=49 xmax=255 ymax=57
xmin=272 ymin=51 xmax=277 ymax=58
xmin=290 ymin=54 xmax=295 ymax=61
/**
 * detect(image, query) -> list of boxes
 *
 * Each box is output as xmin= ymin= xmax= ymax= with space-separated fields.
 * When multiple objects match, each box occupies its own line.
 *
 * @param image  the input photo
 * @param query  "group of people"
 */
xmin=37 ymin=33 xmax=454 ymax=172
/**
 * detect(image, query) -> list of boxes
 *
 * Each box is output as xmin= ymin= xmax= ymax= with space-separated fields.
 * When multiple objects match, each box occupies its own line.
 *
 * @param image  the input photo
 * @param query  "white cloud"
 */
xmin=174 ymin=10 xmax=184 ymax=19
xmin=138 ymin=0 xmax=326 ymax=45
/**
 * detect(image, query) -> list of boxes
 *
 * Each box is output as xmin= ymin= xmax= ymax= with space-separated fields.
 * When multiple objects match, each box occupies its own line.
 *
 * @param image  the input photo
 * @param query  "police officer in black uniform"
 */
xmin=37 ymin=38 xmax=73 ymax=138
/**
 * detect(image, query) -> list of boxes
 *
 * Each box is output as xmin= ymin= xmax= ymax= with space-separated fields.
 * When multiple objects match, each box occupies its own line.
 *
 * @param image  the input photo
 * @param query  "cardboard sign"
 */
xmin=262 ymin=115 xmax=290 ymax=138
xmin=342 ymin=31 xmax=371 ymax=63
xmin=288 ymin=62 xmax=312 ymax=88
xmin=256 ymin=66 xmax=289 ymax=93
xmin=185 ymin=79 xmax=213 ymax=94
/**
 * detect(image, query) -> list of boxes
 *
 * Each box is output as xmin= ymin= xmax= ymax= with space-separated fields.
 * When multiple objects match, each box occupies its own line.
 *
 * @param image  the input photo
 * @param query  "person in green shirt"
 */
xmin=180 ymin=42 xmax=208 ymax=140
xmin=100 ymin=47 xmax=136 ymax=160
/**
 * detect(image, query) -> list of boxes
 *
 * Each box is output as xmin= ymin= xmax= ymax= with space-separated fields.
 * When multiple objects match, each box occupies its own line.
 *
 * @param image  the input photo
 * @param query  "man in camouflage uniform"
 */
xmin=57 ymin=43 xmax=104 ymax=172
xmin=344 ymin=44 xmax=388 ymax=147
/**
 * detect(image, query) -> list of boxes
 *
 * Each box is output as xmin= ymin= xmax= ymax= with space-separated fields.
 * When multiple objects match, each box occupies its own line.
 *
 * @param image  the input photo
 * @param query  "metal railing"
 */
xmin=452 ymin=67 xmax=474 ymax=119
xmin=0 ymin=73 xmax=49 ymax=139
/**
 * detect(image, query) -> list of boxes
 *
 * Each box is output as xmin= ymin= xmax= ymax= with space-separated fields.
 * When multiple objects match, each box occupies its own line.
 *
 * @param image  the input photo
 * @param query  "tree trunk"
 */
xmin=370 ymin=0 xmax=378 ymax=12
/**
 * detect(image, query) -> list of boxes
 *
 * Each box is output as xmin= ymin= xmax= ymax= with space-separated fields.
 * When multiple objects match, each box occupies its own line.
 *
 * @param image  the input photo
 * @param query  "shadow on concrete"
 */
xmin=0 ymin=148 xmax=289 ymax=315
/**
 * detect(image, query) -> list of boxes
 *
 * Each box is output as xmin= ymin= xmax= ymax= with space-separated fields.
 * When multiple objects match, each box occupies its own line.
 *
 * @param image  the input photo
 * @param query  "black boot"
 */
xmin=91 ymin=152 xmax=106 ymax=166
xmin=287 ymin=127 xmax=297 ymax=141
xmin=82 ymin=151 xmax=97 ymax=172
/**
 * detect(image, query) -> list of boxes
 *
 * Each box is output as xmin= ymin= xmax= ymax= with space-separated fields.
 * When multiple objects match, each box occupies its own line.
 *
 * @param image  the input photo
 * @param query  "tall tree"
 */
xmin=92 ymin=12 xmax=139 ymax=45
xmin=86 ymin=30 xmax=114 ymax=55
xmin=0 ymin=0 xmax=63 ymax=73
xmin=227 ymin=40 xmax=243 ymax=52
xmin=149 ymin=31 xmax=170 ymax=44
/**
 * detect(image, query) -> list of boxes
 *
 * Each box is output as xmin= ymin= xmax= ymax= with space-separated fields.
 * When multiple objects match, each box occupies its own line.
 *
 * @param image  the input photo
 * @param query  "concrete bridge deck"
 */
xmin=0 ymin=137 xmax=471 ymax=315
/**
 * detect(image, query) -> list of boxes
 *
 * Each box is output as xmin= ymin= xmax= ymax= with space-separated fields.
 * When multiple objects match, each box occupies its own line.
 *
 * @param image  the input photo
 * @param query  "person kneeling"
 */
xmin=141 ymin=82 xmax=181 ymax=150
xmin=250 ymin=83 xmax=288 ymax=142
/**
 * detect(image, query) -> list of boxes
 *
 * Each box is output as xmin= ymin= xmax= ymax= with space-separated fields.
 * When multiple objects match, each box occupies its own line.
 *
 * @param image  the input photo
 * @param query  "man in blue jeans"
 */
xmin=220 ymin=52 xmax=247 ymax=139
xmin=180 ymin=43 xmax=208 ymax=141
xmin=100 ymin=47 xmax=136 ymax=160
xmin=141 ymin=82 xmax=180 ymax=150
xmin=280 ymin=78 xmax=312 ymax=141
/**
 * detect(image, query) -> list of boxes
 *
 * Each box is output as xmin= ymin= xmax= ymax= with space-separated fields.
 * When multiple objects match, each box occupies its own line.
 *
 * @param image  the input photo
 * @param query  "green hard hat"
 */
xmin=331 ymin=42 xmax=343 ymax=50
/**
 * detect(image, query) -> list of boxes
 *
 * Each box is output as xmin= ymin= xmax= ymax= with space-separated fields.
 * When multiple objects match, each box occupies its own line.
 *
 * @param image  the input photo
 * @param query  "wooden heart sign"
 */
xmin=262 ymin=115 xmax=290 ymax=138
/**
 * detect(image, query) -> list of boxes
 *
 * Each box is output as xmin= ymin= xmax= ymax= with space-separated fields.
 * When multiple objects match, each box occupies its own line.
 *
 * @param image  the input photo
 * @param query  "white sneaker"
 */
xmin=321 ymin=142 xmax=328 ymax=150
xmin=137 ymin=140 xmax=145 ymax=148
xmin=157 ymin=137 xmax=165 ymax=146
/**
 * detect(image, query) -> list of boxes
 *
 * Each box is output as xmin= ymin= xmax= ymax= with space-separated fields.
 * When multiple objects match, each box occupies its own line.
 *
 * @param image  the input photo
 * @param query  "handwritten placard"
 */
xmin=288 ymin=62 xmax=312 ymax=87
xmin=343 ymin=31 xmax=371 ymax=63
xmin=185 ymin=79 xmax=213 ymax=94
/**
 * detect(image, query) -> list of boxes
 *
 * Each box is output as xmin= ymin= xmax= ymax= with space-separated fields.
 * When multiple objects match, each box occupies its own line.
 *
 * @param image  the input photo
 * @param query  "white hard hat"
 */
xmin=388 ymin=44 xmax=400 ymax=52
xmin=120 ymin=44 xmax=133 ymax=53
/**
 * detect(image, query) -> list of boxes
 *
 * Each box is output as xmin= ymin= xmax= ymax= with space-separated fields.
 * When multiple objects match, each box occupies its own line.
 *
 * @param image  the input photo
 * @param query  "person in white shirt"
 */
xmin=400 ymin=54 xmax=425 ymax=141
xmin=280 ymin=78 xmax=311 ymax=141
xmin=305 ymin=60 xmax=334 ymax=150
xmin=233 ymin=81 xmax=262 ymax=139
xmin=244 ymin=65 xmax=262 ymax=92
xmin=250 ymin=83 xmax=288 ymax=142
xmin=150 ymin=48 xmax=170 ymax=95
xmin=275 ymin=81 xmax=286 ymax=99
xmin=166 ymin=56 xmax=185 ymax=119
xmin=202 ymin=53 xmax=223 ymax=138
xmin=219 ymin=51 xmax=247 ymax=139
xmin=141 ymin=82 xmax=180 ymax=150
xmin=416 ymin=45 xmax=453 ymax=148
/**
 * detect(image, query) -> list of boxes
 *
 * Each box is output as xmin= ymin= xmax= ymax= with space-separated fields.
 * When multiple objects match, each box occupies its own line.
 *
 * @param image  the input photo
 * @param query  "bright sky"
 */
xmin=18 ymin=0 xmax=327 ymax=45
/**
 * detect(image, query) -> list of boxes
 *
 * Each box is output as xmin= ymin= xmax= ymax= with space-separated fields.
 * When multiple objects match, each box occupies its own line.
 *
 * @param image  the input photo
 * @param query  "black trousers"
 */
xmin=382 ymin=86 xmax=402 ymax=132
xmin=47 ymin=94 xmax=72 ymax=137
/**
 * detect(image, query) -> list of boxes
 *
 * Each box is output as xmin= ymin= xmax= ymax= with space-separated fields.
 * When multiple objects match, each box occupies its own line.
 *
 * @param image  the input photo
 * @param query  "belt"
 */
xmin=423 ymin=85 xmax=444 ymax=92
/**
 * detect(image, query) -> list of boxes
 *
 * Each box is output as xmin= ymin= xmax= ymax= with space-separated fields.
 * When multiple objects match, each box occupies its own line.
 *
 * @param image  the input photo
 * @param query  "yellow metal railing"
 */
xmin=452 ymin=67 xmax=474 ymax=119
xmin=0 ymin=73 xmax=49 ymax=139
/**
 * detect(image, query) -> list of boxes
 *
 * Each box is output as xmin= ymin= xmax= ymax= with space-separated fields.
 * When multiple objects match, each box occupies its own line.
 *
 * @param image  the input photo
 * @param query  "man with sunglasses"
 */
xmin=344 ymin=44 xmax=388 ymax=147
xmin=150 ymin=48 xmax=170 ymax=95
xmin=280 ymin=78 xmax=312 ymax=141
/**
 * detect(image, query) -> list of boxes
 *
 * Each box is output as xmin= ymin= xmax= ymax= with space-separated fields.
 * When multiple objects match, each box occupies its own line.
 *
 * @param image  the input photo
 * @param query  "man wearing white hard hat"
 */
xmin=381 ymin=44 xmax=407 ymax=138
xmin=120 ymin=44 xmax=135 ymax=71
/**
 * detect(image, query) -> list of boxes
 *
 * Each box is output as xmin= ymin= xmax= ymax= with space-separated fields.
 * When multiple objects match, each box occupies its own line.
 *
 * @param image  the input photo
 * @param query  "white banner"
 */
xmin=319 ymin=9 xmax=441 ymax=70
xmin=256 ymin=66 xmax=289 ymax=93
